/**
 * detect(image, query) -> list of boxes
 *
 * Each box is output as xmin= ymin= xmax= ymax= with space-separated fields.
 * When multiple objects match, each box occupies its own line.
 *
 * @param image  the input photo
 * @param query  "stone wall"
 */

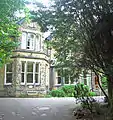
xmin=3 ymin=53 xmax=50 ymax=97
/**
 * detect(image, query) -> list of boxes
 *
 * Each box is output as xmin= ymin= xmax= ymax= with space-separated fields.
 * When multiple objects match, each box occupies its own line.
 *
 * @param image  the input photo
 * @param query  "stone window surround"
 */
xmin=21 ymin=61 xmax=40 ymax=85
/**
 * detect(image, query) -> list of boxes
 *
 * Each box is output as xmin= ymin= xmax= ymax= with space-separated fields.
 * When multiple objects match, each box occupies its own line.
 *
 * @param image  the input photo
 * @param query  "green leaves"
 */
xmin=31 ymin=0 xmax=113 ymax=77
xmin=0 ymin=0 xmax=25 ymax=66
xmin=74 ymin=83 xmax=90 ymax=98
xmin=50 ymin=85 xmax=75 ymax=97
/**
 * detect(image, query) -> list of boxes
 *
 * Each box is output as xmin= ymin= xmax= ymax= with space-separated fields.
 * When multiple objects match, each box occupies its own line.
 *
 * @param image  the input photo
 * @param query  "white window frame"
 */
xmin=21 ymin=31 xmax=43 ymax=52
xmin=26 ymin=33 xmax=35 ymax=50
xmin=26 ymin=62 xmax=34 ymax=85
xmin=34 ymin=63 xmax=40 ymax=85
xmin=21 ymin=61 xmax=26 ymax=85
xmin=21 ymin=32 xmax=27 ymax=49
xmin=20 ymin=61 xmax=40 ymax=85
xmin=35 ymin=35 xmax=41 ymax=51
xmin=21 ymin=32 xmax=36 ymax=50
xmin=4 ymin=63 xmax=12 ymax=85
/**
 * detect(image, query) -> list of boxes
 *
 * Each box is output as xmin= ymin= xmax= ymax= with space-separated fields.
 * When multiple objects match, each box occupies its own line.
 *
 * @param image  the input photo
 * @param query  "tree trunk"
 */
xmin=94 ymin=71 xmax=108 ymax=101
xmin=97 ymin=75 xmax=108 ymax=102
xmin=107 ymin=76 xmax=113 ymax=119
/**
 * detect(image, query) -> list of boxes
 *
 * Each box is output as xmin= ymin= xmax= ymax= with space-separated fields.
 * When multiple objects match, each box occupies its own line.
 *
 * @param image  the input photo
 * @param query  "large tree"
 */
xmin=0 ymin=0 xmax=25 ymax=66
xmin=31 ymin=0 xmax=113 ymax=118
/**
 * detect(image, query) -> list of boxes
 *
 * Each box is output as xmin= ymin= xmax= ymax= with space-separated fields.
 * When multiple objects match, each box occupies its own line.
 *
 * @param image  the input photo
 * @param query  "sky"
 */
xmin=27 ymin=0 xmax=50 ymax=6
xmin=17 ymin=0 xmax=51 ymax=38
xmin=37 ymin=0 xmax=50 ymax=6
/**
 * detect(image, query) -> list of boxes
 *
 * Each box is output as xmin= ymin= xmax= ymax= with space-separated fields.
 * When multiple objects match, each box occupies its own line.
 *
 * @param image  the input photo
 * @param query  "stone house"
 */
xmin=0 ymin=18 xmax=102 ymax=97
xmin=0 ymin=19 xmax=50 ymax=97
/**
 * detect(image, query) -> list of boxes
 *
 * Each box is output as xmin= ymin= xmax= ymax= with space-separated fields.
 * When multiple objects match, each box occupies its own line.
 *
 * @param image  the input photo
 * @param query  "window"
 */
xmin=5 ymin=63 xmax=13 ymax=84
xmin=35 ymin=35 xmax=41 ymax=51
xmin=35 ymin=63 xmax=39 ymax=83
xmin=57 ymin=77 xmax=61 ymax=84
xmin=26 ymin=33 xmax=35 ymax=50
xmin=27 ymin=62 xmax=33 ymax=83
xmin=21 ymin=62 xmax=40 ymax=85
xmin=21 ymin=32 xmax=36 ymax=50
xmin=56 ymin=70 xmax=61 ymax=84
xmin=21 ymin=62 xmax=25 ymax=84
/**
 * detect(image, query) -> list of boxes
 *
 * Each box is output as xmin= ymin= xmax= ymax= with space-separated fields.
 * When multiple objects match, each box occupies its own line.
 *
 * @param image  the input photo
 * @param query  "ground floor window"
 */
xmin=21 ymin=61 xmax=40 ymax=85
xmin=5 ymin=63 xmax=13 ymax=85
xmin=27 ymin=62 xmax=33 ymax=83
xmin=21 ymin=61 xmax=25 ymax=83
xmin=56 ymin=70 xmax=62 ymax=84
xmin=35 ymin=63 xmax=39 ymax=83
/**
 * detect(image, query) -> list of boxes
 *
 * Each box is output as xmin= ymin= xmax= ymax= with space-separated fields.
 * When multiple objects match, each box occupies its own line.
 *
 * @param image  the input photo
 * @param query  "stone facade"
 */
xmin=0 ymin=20 xmax=50 ymax=97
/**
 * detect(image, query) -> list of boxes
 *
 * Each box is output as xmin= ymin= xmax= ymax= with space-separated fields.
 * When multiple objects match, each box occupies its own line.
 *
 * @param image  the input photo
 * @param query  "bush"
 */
xmin=61 ymin=85 xmax=75 ymax=97
xmin=89 ymin=92 xmax=96 ymax=96
xmin=44 ymin=94 xmax=52 ymax=98
xmin=50 ymin=89 xmax=66 ymax=97
xmin=50 ymin=85 xmax=75 ymax=97
xmin=74 ymin=83 xmax=90 ymax=98
xmin=101 ymin=76 xmax=107 ymax=90
xmin=74 ymin=83 xmax=96 ymax=113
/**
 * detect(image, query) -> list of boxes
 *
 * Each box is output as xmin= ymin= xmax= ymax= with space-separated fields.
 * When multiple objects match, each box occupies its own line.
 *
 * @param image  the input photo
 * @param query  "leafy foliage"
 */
xmin=89 ymin=92 xmax=96 ymax=97
xmin=74 ymin=83 xmax=96 ymax=98
xmin=31 ymin=0 xmax=113 ymax=75
xmin=50 ymin=85 xmax=75 ymax=97
xmin=50 ymin=89 xmax=66 ymax=97
xmin=0 ymin=0 xmax=25 ymax=66
xmin=61 ymin=85 xmax=75 ymax=97
xmin=31 ymin=0 xmax=113 ymax=115
xmin=101 ymin=76 xmax=107 ymax=90
xmin=74 ymin=83 xmax=96 ymax=112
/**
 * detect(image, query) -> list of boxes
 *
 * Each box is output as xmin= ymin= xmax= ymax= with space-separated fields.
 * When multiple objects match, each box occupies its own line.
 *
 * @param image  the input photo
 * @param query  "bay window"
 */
xmin=21 ymin=61 xmax=40 ymax=85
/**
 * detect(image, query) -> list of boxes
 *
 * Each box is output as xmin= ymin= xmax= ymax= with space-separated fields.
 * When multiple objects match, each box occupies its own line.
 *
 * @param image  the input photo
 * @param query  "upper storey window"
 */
xmin=21 ymin=32 xmax=35 ymax=50
xmin=26 ymin=33 xmax=35 ymax=50
xmin=21 ymin=32 xmax=41 ymax=51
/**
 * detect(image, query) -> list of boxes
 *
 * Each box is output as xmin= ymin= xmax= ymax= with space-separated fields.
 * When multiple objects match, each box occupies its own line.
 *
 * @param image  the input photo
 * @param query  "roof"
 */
xmin=45 ymin=34 xmax=53 ymax=41
xmin=16 ymin=17 xmax=26 ymax=25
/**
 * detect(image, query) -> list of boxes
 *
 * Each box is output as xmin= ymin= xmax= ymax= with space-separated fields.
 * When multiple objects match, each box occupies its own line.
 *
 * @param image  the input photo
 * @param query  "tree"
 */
xmin=0 ymin=0 xmax=25 ymax=66
xmin=31 ymin=0 xmax=113 ymax=118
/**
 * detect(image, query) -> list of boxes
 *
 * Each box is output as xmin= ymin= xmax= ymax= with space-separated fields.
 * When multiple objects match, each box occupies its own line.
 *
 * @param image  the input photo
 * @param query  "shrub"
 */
xmin=74 ymin=83 xmax=96 ymax=113
xmin=89 ymin=92 xmax=96 ymax=96
xmin=44 ymin=94 xmax=52 ymax=98
xmin=61 ymin=85 xmax=75 ymax=97
xmin=101 ymin=76 xmax=107 ymax=90
xmin=50 ymin=85 xmax=75 ymax=97
xmin=50 ymin=89 xmax=66 ymax=97
xmin=74 ymin=83 xmax=90 ymax=98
